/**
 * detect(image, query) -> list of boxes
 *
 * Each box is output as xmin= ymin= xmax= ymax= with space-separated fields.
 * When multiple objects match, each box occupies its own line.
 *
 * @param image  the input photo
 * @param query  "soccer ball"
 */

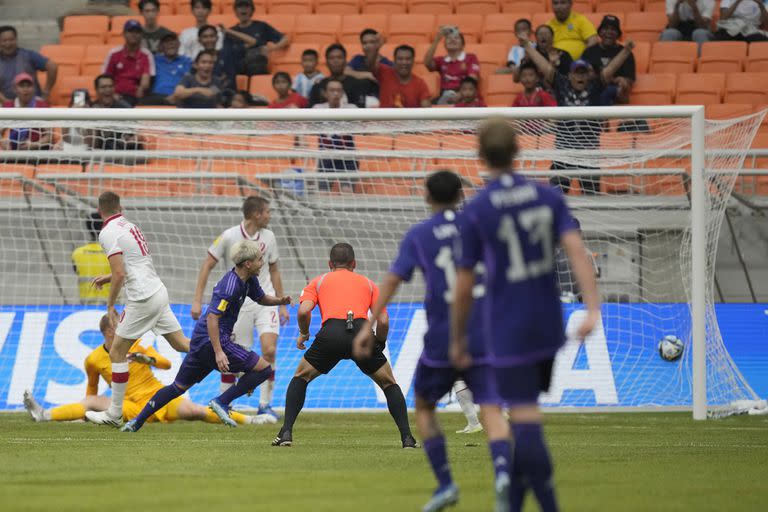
xmin=658 ymin=335 xmax=684 ymax=362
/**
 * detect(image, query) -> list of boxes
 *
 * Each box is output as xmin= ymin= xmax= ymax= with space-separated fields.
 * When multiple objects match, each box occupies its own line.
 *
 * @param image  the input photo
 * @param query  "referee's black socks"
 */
xmin=281 ymin=377 xmax=309 ymax=434
xmin=383 ymin=384 xmax=412 ymax=441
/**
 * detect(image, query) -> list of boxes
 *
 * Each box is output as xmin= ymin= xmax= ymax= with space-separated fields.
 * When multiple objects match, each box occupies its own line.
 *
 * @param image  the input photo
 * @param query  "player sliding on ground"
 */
xmin=23 ymin=315 xmax=257 ymax=426
xmin=353 ymin=170 xmax=498 ymax=512
xmin=450 ymin=119 xmax=601 ymax=512
xmin=121 ymin=241 xmax=291 ymax=432
xmin=86 ymin=191 xmax=190 ymax=427
xmin=192 ymin=196 xmax=289 ymax=422
xmin=272 ymin=243 xmax=417 ymax=448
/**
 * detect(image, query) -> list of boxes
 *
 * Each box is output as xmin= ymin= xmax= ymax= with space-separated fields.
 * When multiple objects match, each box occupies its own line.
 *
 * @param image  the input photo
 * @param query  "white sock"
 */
xmin=220 ymin=373 xmax=236 ymax=394
xmin=453 ymin=381 xmax=479 ymax=427
xmin=42 ymin=410 xmax=51 ymax=421
xmin=108 ymin=361 xmax=130 ymax=418
xmin=259 ymin=363 xmax=275 ymax=407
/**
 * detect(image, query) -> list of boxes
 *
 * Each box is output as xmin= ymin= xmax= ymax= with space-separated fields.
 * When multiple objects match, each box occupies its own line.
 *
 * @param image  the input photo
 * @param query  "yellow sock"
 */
xmin=49 ymin=403 xmax=86 ymax=421
xmin=203 ymin=407 xmax=250 ymax=425
xmin=230 ymin=411 xmax=249 ymax=425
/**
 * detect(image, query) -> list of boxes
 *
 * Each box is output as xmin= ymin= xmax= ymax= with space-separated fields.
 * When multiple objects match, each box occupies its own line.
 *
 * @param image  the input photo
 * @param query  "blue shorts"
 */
xmin=175 ymin=337 xmax=260 ymax=387
xmin=413 ymin=361 xmax=499 ymax=406
xmin=494 ymin=358 xmax=555 ymax=406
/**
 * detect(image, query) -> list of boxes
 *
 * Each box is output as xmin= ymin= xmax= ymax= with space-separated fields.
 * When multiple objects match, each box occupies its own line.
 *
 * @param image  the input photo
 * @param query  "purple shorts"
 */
xmin=413 ymin=361 xmax=500 ymax=406
xmin=494 ymin=358 xmax=555 ymax=406
xmin=175 ymin=337 xmax=260 ymax=387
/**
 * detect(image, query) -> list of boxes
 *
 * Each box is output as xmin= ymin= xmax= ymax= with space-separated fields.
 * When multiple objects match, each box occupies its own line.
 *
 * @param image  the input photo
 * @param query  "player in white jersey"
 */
xmin=85 ymin=191 xmax=190 ymax=427
xmin=191 ymin=196 xmax=289 ymax=421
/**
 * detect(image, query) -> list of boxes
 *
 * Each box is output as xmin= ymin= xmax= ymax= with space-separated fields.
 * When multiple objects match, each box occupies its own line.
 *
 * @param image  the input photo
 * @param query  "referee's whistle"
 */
xmin=346 ymin=310 xmax=354 ymax=332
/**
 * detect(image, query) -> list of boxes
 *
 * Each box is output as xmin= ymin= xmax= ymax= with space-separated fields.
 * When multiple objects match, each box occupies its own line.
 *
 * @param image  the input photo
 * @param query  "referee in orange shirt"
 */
xmin=272 ymin=243 xmax=417 ymax=448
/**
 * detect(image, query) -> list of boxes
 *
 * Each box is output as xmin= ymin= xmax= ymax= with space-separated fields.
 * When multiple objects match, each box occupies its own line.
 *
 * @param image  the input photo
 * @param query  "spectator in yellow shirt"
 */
xmin=71 ymin=212 xmax=110 ymax=304
xmin=547 ymin=0 xmax=599 ymax=60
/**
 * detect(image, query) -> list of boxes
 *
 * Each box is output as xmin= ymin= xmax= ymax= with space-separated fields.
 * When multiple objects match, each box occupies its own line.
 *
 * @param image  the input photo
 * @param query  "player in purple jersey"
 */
xmin=120 ymin=241 xmax=291 ymax=432
xmin=450 ymin=119 xmax=600 ymax=512
xmin=353 ymin=170 xmax=498 ymax=512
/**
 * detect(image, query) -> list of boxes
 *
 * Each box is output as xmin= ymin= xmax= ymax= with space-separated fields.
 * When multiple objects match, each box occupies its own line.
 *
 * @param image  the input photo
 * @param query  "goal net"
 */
xmin=0 ymin=107 xmax=764 ymax=418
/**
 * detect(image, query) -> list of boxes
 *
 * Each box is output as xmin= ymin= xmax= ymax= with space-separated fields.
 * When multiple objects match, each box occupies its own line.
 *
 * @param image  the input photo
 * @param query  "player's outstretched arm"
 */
xmin=192 ymin=254 xmax=218 ymax=320
xmin=256 ymin=294 xmax=292 ymax=307
xmin=296 ymin=300 xmax=315 ymax=350
xmin=269 ymin=262 xmax=291 ymax=326
xmin=106 ymin=254 xmax=126 ymax=327
xmin=449 ymin=268 xmax=475 ymax=370
xmin=353 ymin=273 xmax=401 ymax=359
xmin=561 ymin=230 xmax=602 ymax=340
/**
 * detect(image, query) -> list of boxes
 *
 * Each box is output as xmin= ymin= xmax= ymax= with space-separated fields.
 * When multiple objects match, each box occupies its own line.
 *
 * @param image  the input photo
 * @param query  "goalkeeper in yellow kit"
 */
xmin=23 ymin=315 xmax=261 ymax=426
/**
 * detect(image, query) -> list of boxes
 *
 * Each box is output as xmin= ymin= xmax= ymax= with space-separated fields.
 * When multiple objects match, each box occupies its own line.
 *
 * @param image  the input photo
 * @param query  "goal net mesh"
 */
xmin=0 ymin=110 xmax=763 ymax=416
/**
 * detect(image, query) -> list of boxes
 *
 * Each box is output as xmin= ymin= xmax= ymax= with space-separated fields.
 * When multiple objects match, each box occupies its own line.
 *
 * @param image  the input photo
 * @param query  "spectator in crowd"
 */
xmin=61 ymin=88 xmax=92 ymax=150
xmin=174 ymin=50 xmax=224 ymax=108
xmin=660 ymin=0 xmax=715 ymax=48
xmin=314 ymin=79 xmax=358 ymax=192
xmin=376 ymin=44 xmax=431 ymax=108
xmin=87 ymin=74 xmax=142 ymax=151
xmin=309 ymin=44 xmax=377 ymax=108
xmin=1 ymin=73 xmax=51 ymax=151
xmin=521 ymin=32 xmax=635 ymax=194
xmin=0 ymin=25 xmax=58 ymax=103
xmin=269 ymin=71 xmax=309 ymax=108
xmin=715 ymin=0 xmax=768 ymax=42
xmin=228 ymin=90 xmax=255 ymax=108
xmin=198 ymin=24 xmax=237 ymax=92
xmin=92 ymin=74 xmax=131 ymax=109
xmin=103 ymin=20 xmax=155 ymax=106
xmin=453 ymin=77 xmax=486 ymax=107
xmin=548 ymin=0 xmax=598 ymax=60
xmin=141 ymin=32 xmax=192 ymax=105
xmin=498 ymin=18 xmax=533 ymax=75
xmin=293 ymin=49 xmax=324 ymax=99
xmin=581 ymin=16 xmax=635 ymax=103
xmin=139 ymin=0 xmax=174 ymax=53
xmin=512 ymin=61 xmax=557 ymax=107
xmin=346 ymin=28 xmax=392 ymax=85
xmin=519 ymin=25 xmax=573 ymax=89
xmin=424 ymin=26 xmax=481 ymax=104
xmin=224 ymin=0 xmax=290 ymax=76
xmin=180 ymin=0 xmax=223 ymax=59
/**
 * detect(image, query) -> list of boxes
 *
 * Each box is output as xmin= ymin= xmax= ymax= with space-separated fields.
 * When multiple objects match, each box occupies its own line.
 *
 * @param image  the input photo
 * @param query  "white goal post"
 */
xmin=0 ymin=106 xmax=764 ymax=419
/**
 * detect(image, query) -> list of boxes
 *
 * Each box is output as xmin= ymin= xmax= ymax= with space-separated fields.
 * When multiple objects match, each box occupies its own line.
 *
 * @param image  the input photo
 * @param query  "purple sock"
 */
xmin=214 ymin=366 xmax=272 ymax=408
xmin=133 ymin=383 xmax=183 ymax=429
xmin=512 ymin=423 xmax=558 ymax=512
xmin=489 ymin=439 xmax=512 ymax=479
xmin=423 ymin=435 xmax=453 ymax=489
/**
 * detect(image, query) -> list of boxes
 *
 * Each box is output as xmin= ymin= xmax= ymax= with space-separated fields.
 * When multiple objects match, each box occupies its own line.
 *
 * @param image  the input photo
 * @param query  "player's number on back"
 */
xmin=130 ymin=227 xmax=150 ymax=256
xmin=497 ymin=206 xmax=553 ymax=283
xmin=435 ymin=246 xmax=484 ymax=303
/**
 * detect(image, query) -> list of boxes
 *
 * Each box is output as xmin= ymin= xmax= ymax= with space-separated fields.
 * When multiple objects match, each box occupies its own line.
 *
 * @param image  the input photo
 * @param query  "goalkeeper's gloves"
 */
xmin=127 ymin=352 xmax=155 ymax=365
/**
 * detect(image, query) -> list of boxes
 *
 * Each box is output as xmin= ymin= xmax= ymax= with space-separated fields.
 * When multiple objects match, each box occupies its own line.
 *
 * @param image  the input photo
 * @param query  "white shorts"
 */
xmin=115 ymin=285 xmax=182 ymax=340
xmin=232 ymin=299 xmax=279 ymax=349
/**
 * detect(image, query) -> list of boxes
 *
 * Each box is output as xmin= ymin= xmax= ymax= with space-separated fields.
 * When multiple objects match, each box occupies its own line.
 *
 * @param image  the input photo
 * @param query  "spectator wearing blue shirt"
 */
xmin=345 ymin=28 xmax=392 ymax=84
xmin=140 ymin=32 xmax=192 ymax=105
xmin=0 ymin=25 xmax=58 ymax=103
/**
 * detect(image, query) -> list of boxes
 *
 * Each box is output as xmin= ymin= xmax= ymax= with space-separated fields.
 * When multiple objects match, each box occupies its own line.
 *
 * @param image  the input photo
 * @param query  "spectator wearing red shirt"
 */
xmin=453 ymin=77 xmax=486 ymax=107
xmin=269 ymin=72 xmax=309 ymax=108
xmin=512 ymin=62 xmax=557 ymax=107
xmin=376 ymin=45 xmax=431 ymax=108
xmin=102 ymin=20 xmax=155 ymax=106
xmin=425 ymin=26 xmax=480 ymax=105
xmin=1 ymin=72 xmax=51 ymax=150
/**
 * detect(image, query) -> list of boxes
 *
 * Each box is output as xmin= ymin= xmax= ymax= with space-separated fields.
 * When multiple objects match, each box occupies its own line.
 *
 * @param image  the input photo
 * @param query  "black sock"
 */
xmin=281 ymin=377 xmax=308 ymax=434
xmin=383 ymin=384 xmax=412 ymax=440
xmin=215 ymin=366 xmax=272 ymax=408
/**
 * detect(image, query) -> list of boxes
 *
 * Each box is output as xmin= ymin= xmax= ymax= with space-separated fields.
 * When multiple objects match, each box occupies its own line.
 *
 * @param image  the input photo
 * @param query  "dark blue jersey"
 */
xmin=390 ymin=210 xmax=487 ymax=366
xmin=191 ymin=269 xmax=265 ymax=348
xmin=456 ymin=173 xmax=579 ymax=365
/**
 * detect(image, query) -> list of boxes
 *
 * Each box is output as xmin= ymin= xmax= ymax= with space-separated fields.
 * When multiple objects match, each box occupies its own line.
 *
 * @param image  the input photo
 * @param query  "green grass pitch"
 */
xmin=1 ymin=412 xmax=766 ymax=511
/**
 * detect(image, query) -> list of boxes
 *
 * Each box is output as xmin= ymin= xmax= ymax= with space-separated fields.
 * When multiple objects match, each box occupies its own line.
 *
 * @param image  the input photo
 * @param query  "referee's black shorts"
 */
xmin=304 ymin=319 xmax=388 ymax=375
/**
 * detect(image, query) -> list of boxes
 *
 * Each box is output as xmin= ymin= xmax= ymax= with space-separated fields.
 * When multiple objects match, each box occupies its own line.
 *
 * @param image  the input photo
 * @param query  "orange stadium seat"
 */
xmin=271 ymin=44 xmax=322 ymax=70
xmin=624 ymin=12 xmax=667 ymax=43
xmin=675 ymin=73 xmax=725 ymax=105
xmin=53 ymin=75 xmax=96 ymax=106
xmin=485 ymin=74 xmax=523 ymax=106
xmin=628 ymin=73 xmax=676 ymax=105
xmin=316 ymin=0 xmax=362 ymax=15
xmin=642 ymin=0 xmax=666 ymax=11
xmin=501 ymin=1 xmax=547 ymax=13
xmin=572 ymin=0 xmax=595 ymax=13
xmin=698 ymin=42 xmax=747 ymax=73
xmin=39 ymin=45 xmax=85 ymax=76
xmin=531 ymin=12 xmax=553 ymax=28
xmin=595 ymin=0 xmax=638 ymax=12
xmin=746 ymin=42 xmax=768 ymax=71
xmin=455 ymin=0 xmax=500 ymax=15
xmin=705 ymin=103 xmax=754 ymax=119
xmin=249 ymin=75 xmax=277 ymax=101
xmin=585 ymin=12 xmax=625 ymax=32
xmin=362 ymin=0 xmax=407 ymax=14
xmin=161 ymin=15 xmax=195 ymax=34
xmin=482 ymin=14 xmax=529 ymax=44
xmin=632 ymin=40 xmax=651 ymax=74
xmin=60 ymin=16 xmax=109 ymax=45
xmin=436 ymin=15 xmax=483 ymax=44
xmin=266 ymin=0 xmax=313 ymax=14
xmin=83 ymin=45 xmax=113 ymax=76
xmin=208 ymin=14 xmax=238 ymax=27
xmin=387 ymin=14 xmax=436 ymax=44
xmin=725 ymin=73 xmax=768 ymax=105
xmin=340 ymin=14 xmax=388 ymax=43
xmin=466 ymin=43 xmax=507 ymax=71
xmin=408 ymin=0 xmax=453 ymax=15
xmin=292 ymin=15 xmax=342 ymax=45
xmin=649 ymin=41 xmax=697 ymax=73
xmin=259 ymin=14 xmax=297 ymax=35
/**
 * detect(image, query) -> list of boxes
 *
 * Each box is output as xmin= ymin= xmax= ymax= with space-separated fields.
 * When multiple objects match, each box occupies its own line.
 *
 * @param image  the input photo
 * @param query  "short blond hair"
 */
xmin=477 ymin=117 xmax=519 ymax=170
xmin=231 ymin=240 xmax=262 ymax=266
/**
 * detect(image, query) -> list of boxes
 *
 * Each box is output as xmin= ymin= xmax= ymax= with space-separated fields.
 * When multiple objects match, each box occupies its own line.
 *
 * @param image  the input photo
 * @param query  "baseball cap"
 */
xmin=570 ymin=60 xmax=591 ymax=72
xmin=13 ymin=72 xmax=34 ymax=85
xmin=123 ymin=19 xmax=143 ymax=32
xmin=598 ymin=15 xmax=622 ymax=36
